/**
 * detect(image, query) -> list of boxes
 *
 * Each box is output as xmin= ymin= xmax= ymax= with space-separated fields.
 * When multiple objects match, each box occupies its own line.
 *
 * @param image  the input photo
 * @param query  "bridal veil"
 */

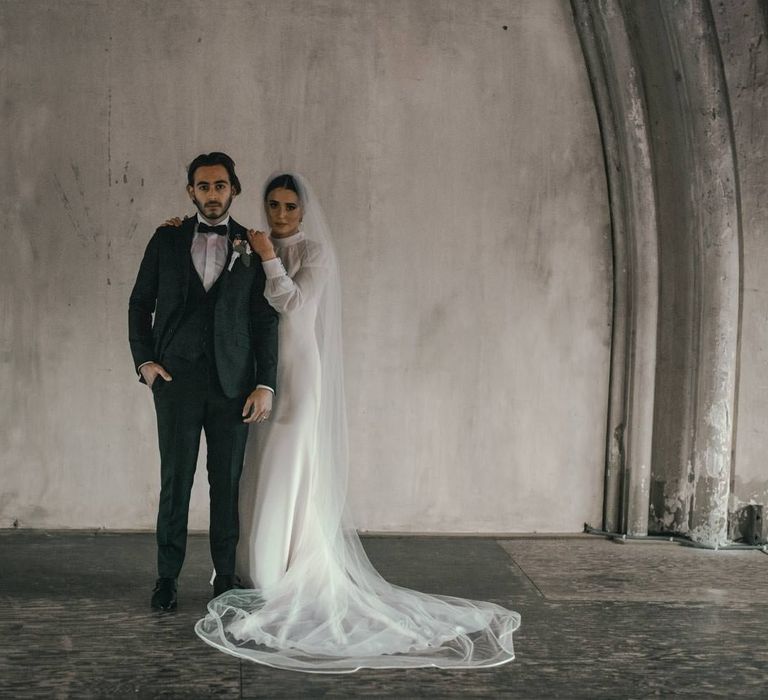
xmin=194 ymin=174 xmax=521 ymax=672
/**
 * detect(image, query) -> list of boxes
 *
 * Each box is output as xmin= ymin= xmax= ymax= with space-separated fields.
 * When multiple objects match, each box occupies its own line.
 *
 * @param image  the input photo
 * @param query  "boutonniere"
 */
xmin=228 ymin=237 xmax=252 ymax=270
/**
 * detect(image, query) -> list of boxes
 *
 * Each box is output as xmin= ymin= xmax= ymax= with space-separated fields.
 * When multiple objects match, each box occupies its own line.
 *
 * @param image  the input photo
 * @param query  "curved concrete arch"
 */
xmin=572 ymin=0 xmax=741 ymax=546
xmin=571 ymin=0 xmax=659 ymax=536
xmin=658 ymin=1 xmax=740 ymax=545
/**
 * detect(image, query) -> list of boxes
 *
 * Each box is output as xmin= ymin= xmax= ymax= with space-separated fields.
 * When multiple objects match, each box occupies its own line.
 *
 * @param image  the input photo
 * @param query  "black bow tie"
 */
xmin=198 ymin=222 xmax=228 ymax=236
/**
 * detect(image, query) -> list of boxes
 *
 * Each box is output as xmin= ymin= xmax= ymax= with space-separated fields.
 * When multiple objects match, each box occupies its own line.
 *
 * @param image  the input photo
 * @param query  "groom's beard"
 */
xmin=192 ymin=192 xmax=234 ymax=224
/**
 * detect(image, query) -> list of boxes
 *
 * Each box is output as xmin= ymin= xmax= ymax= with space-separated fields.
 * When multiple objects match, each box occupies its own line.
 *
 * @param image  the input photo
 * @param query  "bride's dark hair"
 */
xmin=264 ymin=173 xmax=303 ymax=202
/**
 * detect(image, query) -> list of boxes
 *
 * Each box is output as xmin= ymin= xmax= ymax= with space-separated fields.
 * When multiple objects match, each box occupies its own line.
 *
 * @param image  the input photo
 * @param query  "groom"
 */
xmin=128 ymin=152 xmax=278 ymax=611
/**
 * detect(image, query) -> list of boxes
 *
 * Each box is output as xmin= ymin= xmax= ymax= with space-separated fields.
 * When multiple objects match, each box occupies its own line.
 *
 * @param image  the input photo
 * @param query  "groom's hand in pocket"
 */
xmin=242 ymin=388 xmax=273 ymax=423
xmin=140 ymin=362 xmax=173 ymax=388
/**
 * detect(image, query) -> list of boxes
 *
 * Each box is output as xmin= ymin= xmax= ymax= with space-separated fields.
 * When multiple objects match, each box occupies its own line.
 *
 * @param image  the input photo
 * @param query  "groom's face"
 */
xmin=187 ymin=164 xmax=237 ymax=223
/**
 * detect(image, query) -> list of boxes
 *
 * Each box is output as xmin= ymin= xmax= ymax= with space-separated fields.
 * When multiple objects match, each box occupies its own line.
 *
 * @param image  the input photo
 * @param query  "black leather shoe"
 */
xmin=212 ymin=574 xmax=236 ymax=598
xmin=151 ymin=577 xmax=177 ymax=611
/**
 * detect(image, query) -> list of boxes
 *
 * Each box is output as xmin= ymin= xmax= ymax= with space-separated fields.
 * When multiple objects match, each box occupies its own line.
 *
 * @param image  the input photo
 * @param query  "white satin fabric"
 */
xmin=194 ymin=175 xmax=520 ymax=672
xmin=236 ymin=231 xmax=324 ymax=591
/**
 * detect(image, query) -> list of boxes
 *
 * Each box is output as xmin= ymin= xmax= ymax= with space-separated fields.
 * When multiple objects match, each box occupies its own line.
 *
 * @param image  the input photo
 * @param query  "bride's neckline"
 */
xmin=271 ymin=230 xmax=305 ymax=248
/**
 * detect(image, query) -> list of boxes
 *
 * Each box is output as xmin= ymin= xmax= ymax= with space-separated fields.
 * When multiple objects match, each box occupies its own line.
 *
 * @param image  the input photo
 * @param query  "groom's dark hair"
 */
xmin=187 ymin=152 xmax=242 ymax=195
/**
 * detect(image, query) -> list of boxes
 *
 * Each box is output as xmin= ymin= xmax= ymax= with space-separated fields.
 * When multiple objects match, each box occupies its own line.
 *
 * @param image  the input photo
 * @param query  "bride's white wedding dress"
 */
xmin=194 ymin=175 xmax=520 ymax=672
xmin=234 ymin=230 xmax=324 ymax=593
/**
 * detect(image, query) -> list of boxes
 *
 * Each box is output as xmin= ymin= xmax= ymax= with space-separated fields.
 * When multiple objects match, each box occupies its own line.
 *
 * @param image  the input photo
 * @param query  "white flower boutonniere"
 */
xmin=228 ymin=237 xmax=253 ymax=271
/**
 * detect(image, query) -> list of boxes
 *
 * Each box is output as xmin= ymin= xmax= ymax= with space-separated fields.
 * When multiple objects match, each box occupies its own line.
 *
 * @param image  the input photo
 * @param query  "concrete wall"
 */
xmin=714 ymin=1 xmax=768 ymax=525
xmin=0 ymin=0 xmax=611 ymax=533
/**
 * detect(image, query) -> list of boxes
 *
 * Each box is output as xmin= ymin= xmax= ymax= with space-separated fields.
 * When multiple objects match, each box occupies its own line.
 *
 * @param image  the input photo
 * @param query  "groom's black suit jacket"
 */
xmin=128 ymin=216 xmax=278 ymax=398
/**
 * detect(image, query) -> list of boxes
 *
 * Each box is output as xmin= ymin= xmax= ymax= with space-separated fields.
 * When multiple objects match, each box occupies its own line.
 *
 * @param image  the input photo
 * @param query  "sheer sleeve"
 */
xmin=261 ymin=240 xmax=328 ymax=314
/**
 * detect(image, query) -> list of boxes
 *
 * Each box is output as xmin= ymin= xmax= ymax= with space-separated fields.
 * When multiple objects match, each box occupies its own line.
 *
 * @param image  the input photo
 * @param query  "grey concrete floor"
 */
xmin=1 ymin=531 xmax=767 ymax=698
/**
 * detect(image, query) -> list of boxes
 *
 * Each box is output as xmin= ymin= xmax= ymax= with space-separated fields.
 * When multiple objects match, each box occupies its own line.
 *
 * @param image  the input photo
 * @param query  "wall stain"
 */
xmin=70 ymin=162 xmax=98 ymax=242
xmin=107 ymin=87 xmax=112 ymax=188
xmin=52 ymin=173 xmax=84 ymax=244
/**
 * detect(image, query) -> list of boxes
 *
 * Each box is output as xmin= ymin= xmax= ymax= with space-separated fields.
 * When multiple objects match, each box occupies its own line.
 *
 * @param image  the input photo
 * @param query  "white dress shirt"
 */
xmin=192 ymin=213 xmax=230 ymax=291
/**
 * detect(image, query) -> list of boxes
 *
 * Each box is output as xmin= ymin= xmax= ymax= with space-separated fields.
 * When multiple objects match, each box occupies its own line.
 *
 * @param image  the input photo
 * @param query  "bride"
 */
xmin=192 ymin=173 xmax=520 ymax=672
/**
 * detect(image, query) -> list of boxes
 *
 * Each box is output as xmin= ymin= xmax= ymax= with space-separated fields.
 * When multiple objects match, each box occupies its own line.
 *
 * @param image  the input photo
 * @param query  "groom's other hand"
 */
xmin=140 ymin=362 xmax=173 ymax=388
xmin=242 ymin=387 xmax=273 ymax=423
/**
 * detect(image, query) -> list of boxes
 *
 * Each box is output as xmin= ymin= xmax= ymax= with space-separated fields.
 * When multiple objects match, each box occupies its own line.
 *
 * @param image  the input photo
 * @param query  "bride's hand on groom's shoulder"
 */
xmin=247 ymin=229 xmax=276 ymax=261
xmin=162 ymin=216 xmax=186 ymax=227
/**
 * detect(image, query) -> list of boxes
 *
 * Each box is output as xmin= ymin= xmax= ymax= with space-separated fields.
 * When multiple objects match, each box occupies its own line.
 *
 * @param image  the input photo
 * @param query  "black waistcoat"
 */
xmin=163 ymin=259 xmax=225 ymax=365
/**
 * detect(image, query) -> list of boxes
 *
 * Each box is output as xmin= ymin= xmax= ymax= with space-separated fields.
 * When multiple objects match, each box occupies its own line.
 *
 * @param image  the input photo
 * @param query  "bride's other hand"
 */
xmin=163 ymin=216 xmax=185 ymax=227
xmin=247 ymin=229 xmax=276 ymax=261
xmin=242 ymin=387 xmax=273 ymax=424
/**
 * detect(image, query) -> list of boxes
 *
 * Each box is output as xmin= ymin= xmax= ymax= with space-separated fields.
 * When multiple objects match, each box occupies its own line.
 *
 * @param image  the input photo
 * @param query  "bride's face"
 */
xmin=265 ymin=188 xmax=303 ymax=237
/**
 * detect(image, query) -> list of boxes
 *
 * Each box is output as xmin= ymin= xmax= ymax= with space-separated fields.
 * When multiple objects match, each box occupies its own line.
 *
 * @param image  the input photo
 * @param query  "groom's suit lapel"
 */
xmin=205 ymin=217 xmax=245 ymax=308
xmin=228 ymin=218 xmax=246 ymax=255
xmin=176 ymin=217 xmax=197 ymax=303
xmin=223 ymin=218 xmax=247 ymax=288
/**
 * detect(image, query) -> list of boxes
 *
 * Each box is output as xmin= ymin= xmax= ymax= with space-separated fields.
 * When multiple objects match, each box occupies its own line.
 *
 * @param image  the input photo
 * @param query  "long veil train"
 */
xmin=194 ymin=174 xmax=520 ymax=672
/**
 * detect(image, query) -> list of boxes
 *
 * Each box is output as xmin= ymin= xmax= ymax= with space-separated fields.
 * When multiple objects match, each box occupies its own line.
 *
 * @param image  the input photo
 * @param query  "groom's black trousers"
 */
xmin=151 ymin=357 xmax=248 ymax=579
